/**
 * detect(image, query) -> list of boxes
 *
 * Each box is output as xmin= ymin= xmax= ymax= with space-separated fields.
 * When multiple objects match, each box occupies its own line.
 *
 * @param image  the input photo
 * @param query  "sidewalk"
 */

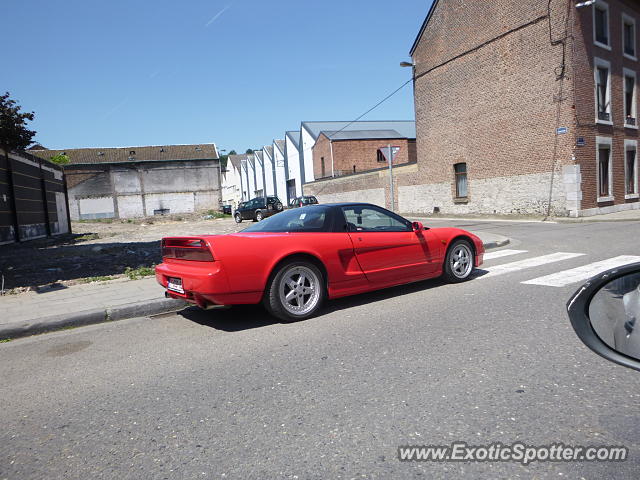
xmin=0 ymin=277 xmax=185 ymax=340
xmin=0 ymin=230 xmax=509 ymax=340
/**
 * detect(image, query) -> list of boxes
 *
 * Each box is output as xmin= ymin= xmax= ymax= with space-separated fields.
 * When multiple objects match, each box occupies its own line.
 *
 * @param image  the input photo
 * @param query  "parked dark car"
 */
xmin=221 ymin=204 xmax=232 ymax=215
xmin=234 ymin=196 xmax=284 ymax=223
xmin=289 ymin=195 xmax=319 ymax=208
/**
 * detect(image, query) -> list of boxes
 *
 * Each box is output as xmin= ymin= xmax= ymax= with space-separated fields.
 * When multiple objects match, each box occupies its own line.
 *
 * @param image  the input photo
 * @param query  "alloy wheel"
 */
xmin=450 ymin=244 xmax=473 ymax=278
xmin=278 ymin=265 xmax=321 ymax=316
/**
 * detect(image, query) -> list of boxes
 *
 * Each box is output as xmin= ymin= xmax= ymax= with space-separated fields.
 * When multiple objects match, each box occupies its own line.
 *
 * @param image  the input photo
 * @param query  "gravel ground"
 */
xmin=0 ymin=213 xmax=245 ymax=293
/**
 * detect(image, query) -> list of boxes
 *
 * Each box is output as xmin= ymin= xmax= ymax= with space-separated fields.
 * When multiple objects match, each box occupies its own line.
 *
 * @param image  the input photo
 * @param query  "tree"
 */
xmin=228 ymin=150 xmax=237 ymax=155
xmin=0 ymin=92 xmax=36 ymax=156
xmin=50 ymin=153 xmax=70 ymax=165
xmin=245 ymin=149 xmax=254 ymax=154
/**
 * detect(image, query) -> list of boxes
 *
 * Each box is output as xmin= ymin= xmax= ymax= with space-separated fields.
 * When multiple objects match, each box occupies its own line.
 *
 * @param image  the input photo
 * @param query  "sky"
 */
xmin=2 ymin=0 xmax=431 ymax=152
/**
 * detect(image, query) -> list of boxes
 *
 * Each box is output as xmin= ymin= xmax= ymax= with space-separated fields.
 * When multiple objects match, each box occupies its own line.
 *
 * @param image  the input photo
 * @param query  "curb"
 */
xmin=482 ymin=238 xmax=510 ymax=250
xmin=0 ymin=298 xmax=187 ymax=341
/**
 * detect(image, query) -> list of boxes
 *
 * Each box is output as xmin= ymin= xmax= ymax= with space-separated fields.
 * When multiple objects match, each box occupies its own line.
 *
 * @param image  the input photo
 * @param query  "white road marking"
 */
xmin=483 ymin=249 xmax=528 ymax=261
xmin=477 ymin=252 xmax=586 ymax=278
xmin=522 ymin=255 xmax=640 ymax=287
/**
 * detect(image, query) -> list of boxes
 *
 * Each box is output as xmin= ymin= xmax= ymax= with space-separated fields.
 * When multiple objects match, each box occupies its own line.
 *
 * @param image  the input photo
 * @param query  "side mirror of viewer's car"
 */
xmin=412 ymin=221 xmax=424 ymax=232
xmin=567 ymin=262 xmax=640 ymax=372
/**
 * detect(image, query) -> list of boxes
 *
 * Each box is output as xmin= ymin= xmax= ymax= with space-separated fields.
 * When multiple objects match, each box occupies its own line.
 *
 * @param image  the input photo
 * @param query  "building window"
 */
xmin=596 ymin=137 xmax=613 ymax=201
xmin=321 ymin=157 xmax=325 ymax=177
xmin=625 ymin=140 xmax=638 ymax=197
xmin=624 ymin=69 xmax=637 ymax=127
xmin=454 ymin=163 xmax=468 ymax=198
xmin=593 ymin=1 xmax=610 ymax=49
xmin=623 ymin=14 xmax=637 ymax=60
xmin=594 ymin=58 xmax=612 ymax=124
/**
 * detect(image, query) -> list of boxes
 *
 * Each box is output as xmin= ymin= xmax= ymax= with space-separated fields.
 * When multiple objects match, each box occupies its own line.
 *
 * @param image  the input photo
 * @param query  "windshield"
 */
xmin=242 ymin=206 xmax=333 ymax=232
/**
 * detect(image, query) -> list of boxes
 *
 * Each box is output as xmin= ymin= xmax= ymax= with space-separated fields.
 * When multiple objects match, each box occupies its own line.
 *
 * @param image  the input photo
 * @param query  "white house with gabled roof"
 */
xmin=272 ymin=139 xmax=287 ymax=202
xmin=222 ymin=154 xmax=246 ymax=208
xmin=262 ymin=146 xmax=275 ymax=196
xmin=253 ymin=150 xmax=265 ymax=197
xmin=284 ymin=130 xmax=302 ymax=201
xmin=246 ymin=154 xmax=257 ymax=199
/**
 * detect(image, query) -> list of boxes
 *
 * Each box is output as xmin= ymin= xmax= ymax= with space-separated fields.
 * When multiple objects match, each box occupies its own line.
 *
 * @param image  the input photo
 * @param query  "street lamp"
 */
xmin=399 ymin=61 xmax=415 ymax=68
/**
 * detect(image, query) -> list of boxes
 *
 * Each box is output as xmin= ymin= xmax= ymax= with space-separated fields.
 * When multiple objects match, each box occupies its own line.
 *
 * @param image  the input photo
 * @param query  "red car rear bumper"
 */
xmin=155 ymin=261 xmax=262 ymax=307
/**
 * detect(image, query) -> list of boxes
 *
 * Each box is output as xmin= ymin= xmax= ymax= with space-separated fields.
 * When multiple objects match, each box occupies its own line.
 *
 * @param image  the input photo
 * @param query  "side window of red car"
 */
xmin=341 ymin=206 xmax=412 ymax=232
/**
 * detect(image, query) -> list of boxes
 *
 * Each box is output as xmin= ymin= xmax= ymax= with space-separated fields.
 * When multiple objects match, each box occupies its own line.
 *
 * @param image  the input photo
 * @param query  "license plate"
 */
xmin=167 ymin=277 xmax=184 ymax=294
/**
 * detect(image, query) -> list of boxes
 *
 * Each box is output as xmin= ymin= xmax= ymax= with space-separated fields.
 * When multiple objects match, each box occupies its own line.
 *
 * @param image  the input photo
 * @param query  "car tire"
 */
xmin=263 ymin=260 xmax=325 ymax=322
xmin=275 ymin=202 xmax=283 ymax=211
xmin=255 ymin=211 xmax=263 ymax=222
xmin=442 ymin=239 xmax=475 ymax=283
xmin=234 ymin=213 xmax=242 ymax=223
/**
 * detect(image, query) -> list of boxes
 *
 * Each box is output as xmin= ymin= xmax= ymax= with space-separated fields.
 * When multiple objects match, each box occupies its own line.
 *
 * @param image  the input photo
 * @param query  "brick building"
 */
xmin=403 ymin=0 xmax=640 ymax=217
xmin=306 ymin=0 xmax=640 ymax=217
xmin=312 ymin=129 xmax=417 ymax=179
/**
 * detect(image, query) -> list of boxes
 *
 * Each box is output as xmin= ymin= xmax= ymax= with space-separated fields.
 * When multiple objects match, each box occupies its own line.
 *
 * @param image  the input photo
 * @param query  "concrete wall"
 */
xmin=66 ymin=160 xmax=220 ymax=220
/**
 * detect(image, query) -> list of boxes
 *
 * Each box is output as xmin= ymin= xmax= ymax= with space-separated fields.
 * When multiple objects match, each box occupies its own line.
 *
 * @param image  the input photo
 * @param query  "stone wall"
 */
xmin=398 ymin=170 xmax=569 ymax=216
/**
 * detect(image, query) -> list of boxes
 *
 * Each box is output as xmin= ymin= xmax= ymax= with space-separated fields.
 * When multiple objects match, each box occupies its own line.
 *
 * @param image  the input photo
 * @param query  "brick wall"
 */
xmin=312 ymin=133 xmax=414 ymax=179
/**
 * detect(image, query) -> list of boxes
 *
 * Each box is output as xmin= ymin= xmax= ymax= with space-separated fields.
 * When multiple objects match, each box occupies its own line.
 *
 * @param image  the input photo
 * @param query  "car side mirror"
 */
xmin=412 ymin=221 xmax=424 ymax=232
xmin=567 ymin=262 xmax=640 ymax=372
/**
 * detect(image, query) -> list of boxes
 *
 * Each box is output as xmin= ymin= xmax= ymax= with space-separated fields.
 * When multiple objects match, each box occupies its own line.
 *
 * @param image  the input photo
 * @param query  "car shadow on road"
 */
xmin=323 ymin=277 xmax=449 ymax=313
xmin=178 ymin=304 xmax=279 ymax=332
xmin=178 ymin=275 xmax=469 ymax=332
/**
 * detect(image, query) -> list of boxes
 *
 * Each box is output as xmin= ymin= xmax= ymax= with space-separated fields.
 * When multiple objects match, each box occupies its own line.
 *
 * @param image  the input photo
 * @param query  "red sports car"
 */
xmin=156 ymin=203 xmax=484 ymax=321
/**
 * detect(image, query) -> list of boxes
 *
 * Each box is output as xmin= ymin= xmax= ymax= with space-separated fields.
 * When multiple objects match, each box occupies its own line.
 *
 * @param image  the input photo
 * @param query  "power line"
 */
xmin=326 ymin=78 xmax=414 ymax=140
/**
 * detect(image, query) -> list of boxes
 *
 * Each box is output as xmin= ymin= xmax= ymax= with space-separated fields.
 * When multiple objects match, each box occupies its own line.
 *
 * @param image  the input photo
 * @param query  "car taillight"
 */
xmin=161 ymin=238 xmax=214 ymax=262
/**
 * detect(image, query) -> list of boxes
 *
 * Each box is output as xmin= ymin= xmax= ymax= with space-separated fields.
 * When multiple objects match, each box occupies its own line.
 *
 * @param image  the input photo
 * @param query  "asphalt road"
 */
xmin=2 ymin=219 xmax=640 ymax=479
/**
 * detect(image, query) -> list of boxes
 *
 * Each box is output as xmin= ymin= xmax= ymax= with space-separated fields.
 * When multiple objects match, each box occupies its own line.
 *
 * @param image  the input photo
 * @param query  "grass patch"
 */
xmin=76 ymin=218 xmax=114 ymax=224
xmin=0 ymin=338 xmax=12 ymax=343
xmin=75 ymin=233 xmax=100 ymax=242
xmin=124 ymin=266 xmax=155 ymax=280
xmin=204 ymin=210 xmax=228 ymax=219
xmin=79 ymin=275 xmax=115 ymax=283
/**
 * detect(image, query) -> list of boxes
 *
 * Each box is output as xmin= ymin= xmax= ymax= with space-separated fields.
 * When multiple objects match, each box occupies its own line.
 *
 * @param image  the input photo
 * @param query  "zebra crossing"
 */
xmin=477 ymin=249 xmax=640 ymax=287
